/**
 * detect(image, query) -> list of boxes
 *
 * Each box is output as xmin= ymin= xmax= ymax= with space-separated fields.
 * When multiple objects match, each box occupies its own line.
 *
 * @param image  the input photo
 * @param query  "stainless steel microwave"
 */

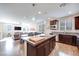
xmin=50 ymin=25 xmax=57 ymax=30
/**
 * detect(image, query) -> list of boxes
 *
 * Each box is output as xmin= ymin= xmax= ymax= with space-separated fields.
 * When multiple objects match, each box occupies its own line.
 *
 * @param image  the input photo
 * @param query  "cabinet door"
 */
xmin=27 ymin=43 xmax=36 ymax=56
xmin=59 ymin=34 xmax=64 ymax=43
xmin=75 ymin=16 xmax=79 ymax=29
xmin=44 ymin=41 xmax=50 ymax=56
xmin=52 ymin=37 xmax=55 ymax=49
xmin=72 ymin=36 xmax=77 ymax=46
xmin=49 ymin=39 xmax=53 ymax=51
xmin=49 ymin=37 xmax=55 ymax=52
xmin=37 ymin=40 xmax=50 ymax=56
xmin=63 ymin=36 xmax=72 ymax=45
xmin=59 ymin=34 xmax=75 ymax=45
xmin=37 ymin=41 xmax=46 ymax=56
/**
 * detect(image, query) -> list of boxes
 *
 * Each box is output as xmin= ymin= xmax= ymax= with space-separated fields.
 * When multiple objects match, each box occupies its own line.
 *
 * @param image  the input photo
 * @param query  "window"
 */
xmin=60 ymin=19 xmax=72 ymax=31
xmin=66 ymin=20 xmax=72 ymax=30
xmin=60 ymin=20 xmax=65 ymax=30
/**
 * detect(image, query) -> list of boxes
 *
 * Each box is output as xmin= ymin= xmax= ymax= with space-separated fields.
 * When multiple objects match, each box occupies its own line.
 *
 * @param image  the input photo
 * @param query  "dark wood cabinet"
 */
xmin=49 ymin=37 xmax=55 ymax=51
xmin=37 ymin=44 xmax=45 ymax=56
xmin=27 ymin=36 xmax=56 ymax=56
xmin=59 ymin=34 xmax=77 ymax=46
xmin=50 ymin=20 xmax=58 ymax=25
xmin=75 ymin=16 xmax=79 ymax=29
xmin=27 ymin=43 xmax=36 ymax=56
xmin=44 ymin=41 xmax=50 ymax=56
xmin=75 ymin=38 xmax=79 ymax=50
xmin=37 ymin=41 xmax=50 ymax=56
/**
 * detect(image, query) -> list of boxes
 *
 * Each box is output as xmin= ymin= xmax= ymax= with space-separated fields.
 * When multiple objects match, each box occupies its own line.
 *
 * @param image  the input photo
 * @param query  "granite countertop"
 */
xmin=26 ymin=35 xmax=56 ymax=46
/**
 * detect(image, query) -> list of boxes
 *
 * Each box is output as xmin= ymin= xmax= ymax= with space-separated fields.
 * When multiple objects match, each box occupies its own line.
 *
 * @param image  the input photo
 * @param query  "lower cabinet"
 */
xmin=27 ymin=36 xmax=56 ymax=56
xmin=49 ymin=37 xmax=55 ymax=52
xmin=37 ymin=41 xmax=50 ymax=56
xmin=27 ymin=43 xmax=36 ymax=56
xmin=76 ymin=38 xmax=79 ymax=49
xmin=59 ymin=34 xmax=77 ymax=46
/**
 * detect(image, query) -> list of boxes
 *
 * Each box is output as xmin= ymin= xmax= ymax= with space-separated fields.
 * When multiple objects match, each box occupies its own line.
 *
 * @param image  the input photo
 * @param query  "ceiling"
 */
xmin=0 ymin=3 xmax=79 ymax=23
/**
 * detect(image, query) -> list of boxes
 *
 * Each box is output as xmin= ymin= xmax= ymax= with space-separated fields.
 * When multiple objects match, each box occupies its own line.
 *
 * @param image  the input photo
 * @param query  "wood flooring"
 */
xmin=0 ymin=37 xmax=79 ymax=56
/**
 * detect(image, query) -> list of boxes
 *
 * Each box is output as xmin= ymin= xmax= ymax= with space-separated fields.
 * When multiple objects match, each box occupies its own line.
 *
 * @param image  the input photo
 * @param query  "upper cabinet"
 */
xmin=75 ymin=16 xmax=79 ymax=30
xmin=49 ymin=15 xmax=79 ymax=32
xmin=50 ymin=20 xmax=58 ymax=25
xmin=50 ymin=20 xmax=58 ymax=30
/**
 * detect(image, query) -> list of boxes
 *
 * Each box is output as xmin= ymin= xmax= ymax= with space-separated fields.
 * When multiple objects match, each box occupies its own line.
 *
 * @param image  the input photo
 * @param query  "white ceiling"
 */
xmin=0 ymin=3 xmax=79 ymax=23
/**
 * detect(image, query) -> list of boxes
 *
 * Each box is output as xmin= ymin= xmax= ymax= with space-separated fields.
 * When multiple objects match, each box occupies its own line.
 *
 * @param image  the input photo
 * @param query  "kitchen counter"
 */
xmin=27 ymin=35 xmax=56 ymax=56
xmin=27 ymin=35 xmax=55 ymax=46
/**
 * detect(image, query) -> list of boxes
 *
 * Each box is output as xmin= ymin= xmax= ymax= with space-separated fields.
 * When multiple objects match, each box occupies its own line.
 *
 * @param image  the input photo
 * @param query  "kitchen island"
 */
xmin=27 ymin=35 xmax=56 ymax=56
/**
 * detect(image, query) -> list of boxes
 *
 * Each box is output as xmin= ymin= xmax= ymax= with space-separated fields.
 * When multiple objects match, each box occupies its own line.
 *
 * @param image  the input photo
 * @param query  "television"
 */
xmin=14 ymin=27 xmax=21 ymax=30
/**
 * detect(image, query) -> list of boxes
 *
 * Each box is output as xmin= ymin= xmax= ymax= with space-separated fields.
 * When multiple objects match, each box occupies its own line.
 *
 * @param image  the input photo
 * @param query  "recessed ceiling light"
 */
xmin=38 ymin=11 xmax=42 ymax=14
xmin=32 ymin=17 xmax=35 ymax=21
xmin=48 ymin=18 xmax=51 ymax=19
xmin=68 ymin=11 xmax=72 ymax=14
